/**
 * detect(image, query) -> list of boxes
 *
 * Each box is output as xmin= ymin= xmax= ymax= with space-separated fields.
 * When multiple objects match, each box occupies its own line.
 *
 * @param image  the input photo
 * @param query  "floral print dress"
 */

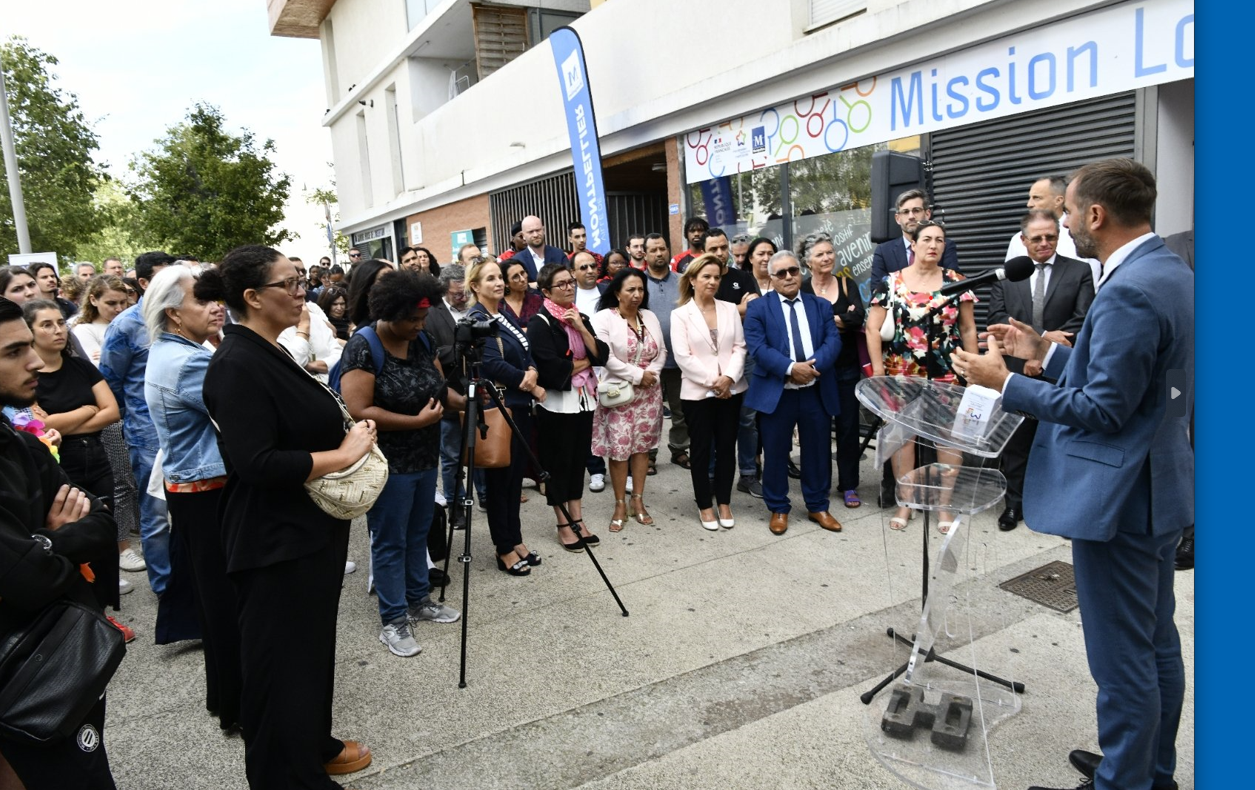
xmin=591 ymin=318 xmax=664 ymax=460
xmin=870 ymin=269 xmax=975 ymax=383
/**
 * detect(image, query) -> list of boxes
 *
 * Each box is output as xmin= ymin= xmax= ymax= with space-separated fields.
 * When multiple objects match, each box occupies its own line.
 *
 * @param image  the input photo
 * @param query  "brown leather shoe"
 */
xmin=325 ymin=740 xmax=372 ymax=775
xmin=769 ymin=512 xmax=789 ymax=535
xmin=808 ymin=511 xmax=843 ymax=532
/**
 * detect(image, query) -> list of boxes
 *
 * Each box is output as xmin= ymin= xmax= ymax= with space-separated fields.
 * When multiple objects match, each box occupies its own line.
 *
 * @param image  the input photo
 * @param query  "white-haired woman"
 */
xmin=142 ymin=266 xmax=241 ymax=729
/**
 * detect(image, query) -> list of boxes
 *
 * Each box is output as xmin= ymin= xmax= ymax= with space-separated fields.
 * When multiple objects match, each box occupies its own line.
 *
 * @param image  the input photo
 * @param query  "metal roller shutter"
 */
xmin=489 ymin=170 xmax=580 ymax=256
xmin=927 ymin=91 xmax=1137 ymax=326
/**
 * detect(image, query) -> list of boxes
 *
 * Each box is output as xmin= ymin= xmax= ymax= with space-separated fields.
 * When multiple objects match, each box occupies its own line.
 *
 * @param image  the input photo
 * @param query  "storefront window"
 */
xmin=686 ymin=170 xmax=786 ymax=255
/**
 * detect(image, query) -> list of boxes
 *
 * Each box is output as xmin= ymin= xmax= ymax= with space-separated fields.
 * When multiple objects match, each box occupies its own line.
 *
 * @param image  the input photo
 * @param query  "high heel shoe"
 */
xmin=609 ymin=499 xmax=627 ymax=532
xmin=571 ymin=519 xmax=599 ymax=546
xmin=699 ymin=509 xmax=719 ymax=531
xmin=717 ymin=507 xmax=735 ymax=529
xmin=629 ymin=494 xmax=654 ymax=525
xmin=496 ymin=555 xmax=531 ymax=576
xmin=557 ymin=524 xmax=584 ymax=553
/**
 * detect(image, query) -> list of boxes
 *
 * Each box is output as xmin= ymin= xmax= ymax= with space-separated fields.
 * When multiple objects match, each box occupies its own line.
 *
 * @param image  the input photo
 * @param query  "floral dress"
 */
xmin=870 ymin=269 xmax=975 ymax=382
xmin=591 ymin=317 xmax=664 ymax=460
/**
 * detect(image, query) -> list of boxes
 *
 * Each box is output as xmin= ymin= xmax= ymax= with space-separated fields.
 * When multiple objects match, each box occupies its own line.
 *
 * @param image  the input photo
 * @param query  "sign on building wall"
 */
xmin=683 ymin=0 xmax=1193 ymax=183
xmin=550 ymin=26 xmax=612 ymax=255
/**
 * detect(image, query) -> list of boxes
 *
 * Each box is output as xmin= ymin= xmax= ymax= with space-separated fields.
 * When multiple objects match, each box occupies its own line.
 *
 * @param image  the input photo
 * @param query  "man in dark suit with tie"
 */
xmin=955 ymin=158 xmax=1192 ymax=790
xmin=516 ymin=215 xmax=570 ymax=284
xmin=743 ymin=251 xmax=844 ymax=536
xmin=987 ymin=209 xmax=1094 ymax=531
xmin=869 ymin=189 xmax=960 ymax=284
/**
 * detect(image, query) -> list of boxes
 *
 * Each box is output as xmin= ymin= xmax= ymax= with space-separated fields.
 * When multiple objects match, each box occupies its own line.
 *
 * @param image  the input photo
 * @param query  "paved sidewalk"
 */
xmin=103 ymin=451 xmax=1193 ymax=789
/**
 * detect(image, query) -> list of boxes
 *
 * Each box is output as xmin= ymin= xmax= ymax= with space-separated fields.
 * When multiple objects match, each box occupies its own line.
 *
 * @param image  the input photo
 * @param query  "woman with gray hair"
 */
xmin=142 ymin=265 xmax=242 ymax=730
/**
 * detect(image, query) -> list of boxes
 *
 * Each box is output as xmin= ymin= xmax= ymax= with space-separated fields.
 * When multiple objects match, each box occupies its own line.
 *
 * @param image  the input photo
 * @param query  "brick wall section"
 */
xmin=404 ymin=193 xmax=494 ymax=265
xmin=666 ymin=140 xmax=683 ymax=255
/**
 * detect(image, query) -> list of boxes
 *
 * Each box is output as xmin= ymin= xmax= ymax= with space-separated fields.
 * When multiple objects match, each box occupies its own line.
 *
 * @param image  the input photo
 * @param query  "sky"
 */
xmin=3 ymin=0 xmax=336 ymax=263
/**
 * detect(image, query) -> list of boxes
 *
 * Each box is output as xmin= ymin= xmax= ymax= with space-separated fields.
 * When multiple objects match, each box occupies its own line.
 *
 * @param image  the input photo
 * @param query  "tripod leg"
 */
xmin=929 ymin=653 xmax=1027 ymax=693
xmin=481 ymin=384 xmax=629 ymax=618
xmin=860 ymin=658 xmax=911 ymax=705
xmin=455 ymin=380 xmax=481 ymax=689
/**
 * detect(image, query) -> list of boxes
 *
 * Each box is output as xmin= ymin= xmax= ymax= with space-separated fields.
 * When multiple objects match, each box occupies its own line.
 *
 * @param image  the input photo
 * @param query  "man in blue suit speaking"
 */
xmin=743 ymin=251 xmax=844 ymax=536
xmin=954 ymin=158 xmax=1192 ymax=790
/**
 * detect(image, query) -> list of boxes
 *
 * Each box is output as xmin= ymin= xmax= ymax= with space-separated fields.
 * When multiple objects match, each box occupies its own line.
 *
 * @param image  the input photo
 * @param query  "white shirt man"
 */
xmin=1005 ymin=177 xmax=1100 ymax=288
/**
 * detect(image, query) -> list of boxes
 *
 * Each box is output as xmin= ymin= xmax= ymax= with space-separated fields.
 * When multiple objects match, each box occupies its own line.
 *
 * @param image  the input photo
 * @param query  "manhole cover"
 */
xmin=999 ymin=560 xmax=1078 ymax=613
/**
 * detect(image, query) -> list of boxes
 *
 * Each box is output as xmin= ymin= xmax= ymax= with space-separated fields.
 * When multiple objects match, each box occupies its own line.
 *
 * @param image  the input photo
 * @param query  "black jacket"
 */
xmin=526 ymin=306 xmax=609 ymax=392
xmin=203 ymin=324 xmax=350 ymax=573
xmin=0 ymin=421 xmax=115 ymax=638
xmin=802 ymin=275 xmax=866 ymax=371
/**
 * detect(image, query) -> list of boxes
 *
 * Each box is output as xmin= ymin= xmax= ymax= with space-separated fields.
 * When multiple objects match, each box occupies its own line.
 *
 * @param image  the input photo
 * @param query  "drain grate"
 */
xmin=999 ymin=560 xmax=1079 ymax=613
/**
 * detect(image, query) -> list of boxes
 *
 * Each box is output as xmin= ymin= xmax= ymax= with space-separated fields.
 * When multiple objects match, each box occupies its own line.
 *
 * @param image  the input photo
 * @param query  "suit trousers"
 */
xmin=660 ymin=368 xmax=689 ymax=454
xmin=683 ymin=394 xmax=743 ymax=509
xmin=999 ymin=416 xmax=1038 ymax=510
xmin=232 ymin=532 xmax=349 ymax=790
xmin=833 ymin=366 xmax=862 ymax=492
xmin=759 ymin=387 xmax=832 ymax=514
xmin=1072 ymin=527 xmax=1184 ymax=790
xmin=166 ymin=488 xmax=243 ymax=731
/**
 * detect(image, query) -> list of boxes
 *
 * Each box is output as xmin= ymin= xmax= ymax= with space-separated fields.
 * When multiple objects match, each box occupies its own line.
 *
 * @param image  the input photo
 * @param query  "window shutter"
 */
xmin=472 ymin=3 xmax=530 ymax=81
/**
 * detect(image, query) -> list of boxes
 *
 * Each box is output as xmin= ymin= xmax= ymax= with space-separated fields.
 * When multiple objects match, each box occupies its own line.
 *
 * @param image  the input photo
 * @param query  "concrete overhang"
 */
xmin=267 ymin=0 xmax=336 ymax=39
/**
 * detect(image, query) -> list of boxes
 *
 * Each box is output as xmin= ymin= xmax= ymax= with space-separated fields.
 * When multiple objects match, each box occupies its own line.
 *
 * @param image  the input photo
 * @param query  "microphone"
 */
xmin=937 ymin=256 xmax=1035 ymax=298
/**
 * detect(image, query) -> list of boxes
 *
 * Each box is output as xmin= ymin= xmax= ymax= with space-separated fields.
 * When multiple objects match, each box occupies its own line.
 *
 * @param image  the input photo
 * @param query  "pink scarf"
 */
xmin=543 ymin=298 xmax=596 ymax=395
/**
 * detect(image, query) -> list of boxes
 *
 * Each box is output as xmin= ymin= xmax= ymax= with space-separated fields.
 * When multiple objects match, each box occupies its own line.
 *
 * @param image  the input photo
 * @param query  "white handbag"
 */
xmin=879 ymin=279 xmax=898 ymax=342
xmin=598 ymin=317 xmax=646 ymax=409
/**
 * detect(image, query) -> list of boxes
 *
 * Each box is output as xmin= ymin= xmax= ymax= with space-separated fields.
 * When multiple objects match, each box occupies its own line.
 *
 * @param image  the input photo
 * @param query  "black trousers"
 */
xmin=232 ymin=529 xmax=349 ymax=790
xmin=833 ymin=367 xmax=862 ymax=492
xmin=166 ymin=488 xmax=243 ymax=730
xmin=683 ymin=394 xmax=743 ymax=509
xmin=485 ymin=408 xmax=532 ymax=555
xmin=536 ymin=409 xmax=593 ymax=507
xmin=59 ymin=435 xmax=120 ymax=611
xmin=0 ymin=696 xmax=115 ymax=790
xmin=1000 ymin=416 xmax=1038 ymax=510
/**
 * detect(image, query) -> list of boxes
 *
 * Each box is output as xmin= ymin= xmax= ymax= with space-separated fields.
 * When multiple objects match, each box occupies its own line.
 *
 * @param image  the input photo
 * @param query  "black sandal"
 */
xmin=671 ymin=451 xmax=692 ymax=470
xmin=497 ymin=555 xmax=531 ymax=576
xmin=557 ymin=524 xmax=584 ymax=553
xmin=570 ymin=519 xmax=599 ymax=546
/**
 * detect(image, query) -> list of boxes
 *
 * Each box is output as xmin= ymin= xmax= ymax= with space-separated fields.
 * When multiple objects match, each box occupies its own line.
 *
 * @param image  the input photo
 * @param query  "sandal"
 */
xmin=938 ymin=517 xmax=957 ymax=535
xmin=647 ymin=462 xmax=657 ymax=476
xmin=629 ymin=494 xmax=654 ymax=525
xmin=671 ymin=450 xmax=691 ymax=470
xmin=609 ymin=499 xmax=627 ymax=532
xmin=497 ymin=555 xmax=532 ymax=575
xmin=557 ymin=524 xmax=585 ymax=552
xmin=515 ymin=545 xmax=542 ymax=566
xmin=843 ymin=490 xmax=861 ymax=508
xmin=325 ymin=740 xmax=372 ymax=775
xmin=571 ymin=519 xmax=599 ymax=545
xmin=889 ymin=507 xmax=913 ymax=531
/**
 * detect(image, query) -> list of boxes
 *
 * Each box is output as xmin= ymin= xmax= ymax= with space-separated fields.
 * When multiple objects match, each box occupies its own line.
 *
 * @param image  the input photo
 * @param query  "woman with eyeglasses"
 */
xmin=466 ymin=259 xmax=546 ymax=575
xmin=866 ymin=220 xmax=976 ymax=533
xmin=600 ymin=248 xmax=629 ymax=282
xmin=800 ymin=233 xmax=866 ymax=509
xmin=317 ymin=286 xmax=351 ymax=341
xmin=528 ymin=263 xmax=609 ymax=551
xmin=200 ymin=246 xmax=377 ymax=787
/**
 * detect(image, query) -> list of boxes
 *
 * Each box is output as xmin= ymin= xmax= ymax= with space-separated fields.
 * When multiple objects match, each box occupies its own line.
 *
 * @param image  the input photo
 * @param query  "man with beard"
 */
xmin=869 ymin=190 xmax=960 ymax=284
xmin=954 ymin=158 xmax=1192 ymax=790
xmin=567 ymin=222 xmax=603 ymax=266
xmin=517 ymin=215 xmax=568 ymax=284
xmin=670 ymin=217 xmax=709 ymax=274
xmin=627 ymin=233 xmax=648 ymax=270
xmin=0 ymin=296 xmax=120 ymax=789
xmin=643 ymin=234 xmax=689 ymax=470
xmin=498 ymin=221 xmax=526 ymax=262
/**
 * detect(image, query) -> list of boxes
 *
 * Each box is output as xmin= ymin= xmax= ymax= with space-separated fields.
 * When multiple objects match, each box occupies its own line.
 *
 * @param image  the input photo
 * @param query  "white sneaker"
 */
xmin=589 ymin=473 xmax=606 ymax=493
xmin=434 ymin=490 xmax=447 ymax=507
xmin=119 ymin=578 xmax=133 ymax=595
xmin=625 ymin=477 xmax=633 ymax=493
xmin=379 ymin=622 xmax=421 ymax=657
xmin=344 ymin=560 xmax=357 ymax=575
xmin=118 ymin=548 xmax=146 ymax=572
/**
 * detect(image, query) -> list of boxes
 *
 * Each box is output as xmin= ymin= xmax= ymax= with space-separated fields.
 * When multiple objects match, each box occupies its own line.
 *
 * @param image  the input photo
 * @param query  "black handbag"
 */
xmin=0 ymin=600 xmax=126 ymax=744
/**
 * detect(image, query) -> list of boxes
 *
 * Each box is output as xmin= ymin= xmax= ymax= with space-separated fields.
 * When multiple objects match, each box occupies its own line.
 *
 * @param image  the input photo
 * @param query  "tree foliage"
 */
xmin=305 ymin=177 xmax=349 ymax=255
xmin=0 ymin=37 xmax=107 ymax=258
xmin=128 ymin=103 xmax=293 ymax=259
xmin=74 ymin=180 xmax=154 ymax=266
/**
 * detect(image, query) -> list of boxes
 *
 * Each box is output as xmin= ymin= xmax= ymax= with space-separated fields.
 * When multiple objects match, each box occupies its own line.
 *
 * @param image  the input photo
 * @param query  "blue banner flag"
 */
xmin=700 ymin=176 xmax=735 ymax=228
xmin=550 ymin=27 xmax=610 ymax=256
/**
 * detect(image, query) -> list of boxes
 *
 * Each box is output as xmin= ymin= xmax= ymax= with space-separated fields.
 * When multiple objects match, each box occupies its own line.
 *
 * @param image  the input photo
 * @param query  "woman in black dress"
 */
xmin=200 ymin=246 xmax=377 ymax=788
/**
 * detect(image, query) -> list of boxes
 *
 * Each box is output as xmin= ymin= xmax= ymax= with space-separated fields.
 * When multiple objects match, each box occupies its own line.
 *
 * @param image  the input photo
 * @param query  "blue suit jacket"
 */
xmin=870 ymin=237 xmax=960 ymax=284
xmin=1002 ymin=236 xmax=1194 ymax=541
xmin=743 ymin=292 xmax=843 ymax=416
xmin=515 ymin=245 xmax=568 ymax=282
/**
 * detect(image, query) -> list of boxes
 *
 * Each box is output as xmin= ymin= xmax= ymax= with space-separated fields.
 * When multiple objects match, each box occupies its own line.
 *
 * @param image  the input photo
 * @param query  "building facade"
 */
xmin=269 ymin=0 xmax=1193 ymax=289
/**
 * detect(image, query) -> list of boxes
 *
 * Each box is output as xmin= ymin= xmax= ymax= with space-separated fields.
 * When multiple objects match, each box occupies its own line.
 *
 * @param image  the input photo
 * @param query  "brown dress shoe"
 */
xmin=769 ymin=512 xmax=789 ymax=535
xmin=808 ymin=511 xmax=843 ymax=532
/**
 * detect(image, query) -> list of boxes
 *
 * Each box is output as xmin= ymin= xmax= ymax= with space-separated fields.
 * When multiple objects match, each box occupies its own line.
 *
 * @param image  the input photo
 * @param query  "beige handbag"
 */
xmin=301 ymin=366 xmax=390 ymax=520
xmin=879 ymin=279 xmax=898 ymax=342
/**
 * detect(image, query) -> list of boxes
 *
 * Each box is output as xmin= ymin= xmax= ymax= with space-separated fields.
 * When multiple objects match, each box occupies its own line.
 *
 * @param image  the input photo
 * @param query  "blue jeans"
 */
xmin=130 ymin=445 xmax=170 ymax=595
xmin=367 ymin=469 xmax=438 ymax=625
xmin=440 ymin=419 xmax=486 ymax=503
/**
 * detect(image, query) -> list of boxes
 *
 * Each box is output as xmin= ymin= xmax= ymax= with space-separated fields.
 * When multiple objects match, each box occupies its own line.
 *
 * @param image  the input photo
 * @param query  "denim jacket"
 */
xmin=144 ymin=333 xmax=225 ymax=483
xmin=99 ymin=300 xmax=159 ymax=452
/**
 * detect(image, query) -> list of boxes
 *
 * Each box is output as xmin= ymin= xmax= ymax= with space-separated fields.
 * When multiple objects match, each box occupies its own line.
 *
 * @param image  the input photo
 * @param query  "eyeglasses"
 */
xmin=575 ymin=264 xmax=596 ymax=271
xmin=259 ymin=277 xmax=305 ymax=295
xmin=349 ymin=252 xmax=362 ymax=258
xmin=549 ymin=280 xmax=576 ymax=290
xmin=1026 ymin=234 xmax=1059 ymax=244
xmin=772 ymin=266 xmax=801 ymax=279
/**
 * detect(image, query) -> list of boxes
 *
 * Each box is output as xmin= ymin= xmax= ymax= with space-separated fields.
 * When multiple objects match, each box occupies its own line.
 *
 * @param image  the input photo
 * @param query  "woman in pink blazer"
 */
xmin=590 ymin=269 xmax=667 ymax=532
xmin=670 ymin=253 xmax=748 ymax=531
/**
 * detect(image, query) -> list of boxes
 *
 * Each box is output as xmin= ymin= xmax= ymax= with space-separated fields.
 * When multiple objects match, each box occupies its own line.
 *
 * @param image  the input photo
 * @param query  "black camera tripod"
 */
xmin=437 ymin=322 xmax=628 ymax=688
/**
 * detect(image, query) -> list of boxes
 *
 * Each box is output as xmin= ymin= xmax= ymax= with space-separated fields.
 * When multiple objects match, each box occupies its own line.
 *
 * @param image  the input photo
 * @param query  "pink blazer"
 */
xmin=591 ymin=308 xmax=667 ymax=385
xmin=670 ymin=299 xmax=747 ymax=400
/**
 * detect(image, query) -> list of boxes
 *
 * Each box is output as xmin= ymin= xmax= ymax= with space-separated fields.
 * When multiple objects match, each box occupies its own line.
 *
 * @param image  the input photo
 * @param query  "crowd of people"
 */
xmin=0 ymin=159 xmax=1192 ymax=790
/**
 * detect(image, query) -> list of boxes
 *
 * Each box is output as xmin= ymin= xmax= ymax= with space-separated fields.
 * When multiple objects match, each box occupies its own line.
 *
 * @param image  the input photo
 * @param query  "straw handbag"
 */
xmin=302 ymin=369 xmax=390 ymax=520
